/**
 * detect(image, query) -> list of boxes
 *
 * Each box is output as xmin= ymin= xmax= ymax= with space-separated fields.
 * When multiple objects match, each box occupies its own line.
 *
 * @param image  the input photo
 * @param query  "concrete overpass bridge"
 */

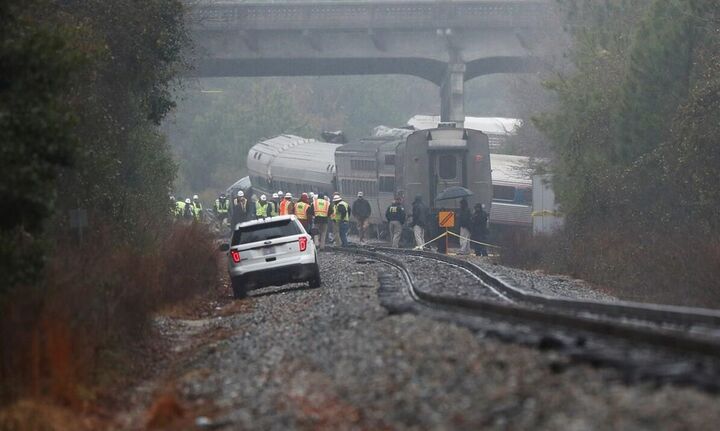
xmin=189 ymin=0 xmax=552 ymax=125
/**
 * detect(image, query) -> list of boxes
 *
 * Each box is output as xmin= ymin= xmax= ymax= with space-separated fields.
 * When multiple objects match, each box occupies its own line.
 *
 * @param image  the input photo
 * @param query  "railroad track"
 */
xmin=334 ymin=245 xmax=720 ymax=360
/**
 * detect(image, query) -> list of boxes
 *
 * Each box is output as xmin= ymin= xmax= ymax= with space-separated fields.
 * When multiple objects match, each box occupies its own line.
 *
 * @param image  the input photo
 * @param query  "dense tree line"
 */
xmin=534 ymin=0 xmax=720 ymax=303
xmin=0 ymin=0 xmax=207 ymax=405
xmin=1 ymin=0 xmax=186 ymax=298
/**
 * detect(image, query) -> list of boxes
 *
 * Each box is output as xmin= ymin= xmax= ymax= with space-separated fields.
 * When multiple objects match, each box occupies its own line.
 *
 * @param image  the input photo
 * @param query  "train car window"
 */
xmin=518 ymin=188 xmax=533 ymax=205
xmin=384 ymin=155 xmax=395 ymax=165
xmin=351 ymin=159 xmax=376 ymax=171
xmin=493 ymin=185 xmax=516 ymax=202
xmin=438 ymin=154 xmax=457 ymax=180
xmin=379 ymin=176 xmax=395 ymax=193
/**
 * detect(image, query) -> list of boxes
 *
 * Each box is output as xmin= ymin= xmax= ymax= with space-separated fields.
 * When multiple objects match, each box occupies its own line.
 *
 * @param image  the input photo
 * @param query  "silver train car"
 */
xmin=489 ymin=154 xmax=533 ymax=231
xmin=334 ymin=136 xmax=401 ymax=225
xmin=397 ymin=126 xmax=492 ymax=211
xmin=246 ymin=134 xmax=341 ymax=198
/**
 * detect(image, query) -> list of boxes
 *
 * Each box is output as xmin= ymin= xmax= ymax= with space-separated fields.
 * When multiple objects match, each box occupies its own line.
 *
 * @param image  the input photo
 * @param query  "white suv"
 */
xmin=220 ymin=215 xmax=320 ymax=298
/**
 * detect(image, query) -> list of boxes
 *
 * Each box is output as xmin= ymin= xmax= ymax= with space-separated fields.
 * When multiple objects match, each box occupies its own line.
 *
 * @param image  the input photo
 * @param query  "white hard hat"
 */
xmin=333 ymin=195 xmax=342 ymax=202
xmin=309 ymin=192 xmax=315 ymax=198
xmin=193 ymin=194 xmax=199 ymax=200
xmin=260 ymin=194 xmax=267 ymax=201
xmin=277 ymin=190 xmax=283 ymax=196
xmin=272 ymin=193 xmax=278 ymax=199
xmin=285 ymin=192 xmax=292 ymax=198
xmin=185 ymin=198 xmax=191 ymax=204
xmin=237 ymin=190 xmax=244 ymax=197
xmin=357 ymin=191 xmax=364 ymax=197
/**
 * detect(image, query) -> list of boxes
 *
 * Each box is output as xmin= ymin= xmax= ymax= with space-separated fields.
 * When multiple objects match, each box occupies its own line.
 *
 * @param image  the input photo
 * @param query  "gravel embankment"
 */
xmin=120 ymin=251 xmax=720 ymax=430
xmin=453 ymin=254 xmax=616 ymax=302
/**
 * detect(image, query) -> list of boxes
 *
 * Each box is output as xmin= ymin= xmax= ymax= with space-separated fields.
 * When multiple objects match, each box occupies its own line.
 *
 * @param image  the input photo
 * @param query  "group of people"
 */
xmin=218 ymin=189 xmax=362 ymax=250
xmin=170 ymin=195 xmax=204 ymax=222
xmin=385 ymin=195 xmax=489 ymax=256
xmin=182 ymin=187 xmax=490 ymax=255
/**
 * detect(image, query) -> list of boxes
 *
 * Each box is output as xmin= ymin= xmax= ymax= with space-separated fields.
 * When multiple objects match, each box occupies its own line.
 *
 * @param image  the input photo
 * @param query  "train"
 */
xmin=246 ymin=123 xmax=492 ymax=228
xmin=240 ymin=116 xmax=559 ymax=239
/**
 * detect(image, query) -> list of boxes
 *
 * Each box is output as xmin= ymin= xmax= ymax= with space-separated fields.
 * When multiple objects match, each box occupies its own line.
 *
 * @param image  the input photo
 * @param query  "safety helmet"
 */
xmin=277 ymin=190 xmax=283 ymax=196
xmin=301 ymin=192 xmax=308 ymax=199
xmin=285 ymin=192 xmax=292 ymax=198
xmin=333 ymin=195 xmax=342 ymax=202
xmin=170 ymin=195 xmax=176 ymax=201
xmin=272 ymin=193 xmax=278 ymax=199
xmin=185 ymin=198 xmax=191 ymax=204
xmin=357 ymin=191 xmax=364 ymax=197
xmin=309 ymin=192 xmax=315 ymax=199
xmin=193 ymin=194 xmax=199 ymax=200
xmin=237 ymin=190 xmax=244 ymax=197
xmin=219 ymin=193 xmax=226 ymax=199
xmin=260 ymin=194 xmax=267 ymax=202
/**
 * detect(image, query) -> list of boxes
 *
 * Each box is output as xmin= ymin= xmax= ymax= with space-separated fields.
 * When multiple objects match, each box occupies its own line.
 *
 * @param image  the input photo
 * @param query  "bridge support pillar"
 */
xmin=440 ymin=62 xmax=466 ymax=127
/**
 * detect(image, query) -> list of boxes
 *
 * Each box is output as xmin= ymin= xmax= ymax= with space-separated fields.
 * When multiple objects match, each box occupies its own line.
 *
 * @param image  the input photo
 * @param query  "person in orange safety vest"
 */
xmin=279 ymin=192 xmax=294 ymax=216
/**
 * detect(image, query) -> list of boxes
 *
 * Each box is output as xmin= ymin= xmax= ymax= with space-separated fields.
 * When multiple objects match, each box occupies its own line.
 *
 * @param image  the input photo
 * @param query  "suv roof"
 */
xmin=236 ymin=215 xmax=297 ymax=230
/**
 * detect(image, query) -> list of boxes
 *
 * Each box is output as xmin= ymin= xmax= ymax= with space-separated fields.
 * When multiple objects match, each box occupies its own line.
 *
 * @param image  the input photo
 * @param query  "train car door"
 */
xmin=429 ymin=150 xmax=467 ymax=203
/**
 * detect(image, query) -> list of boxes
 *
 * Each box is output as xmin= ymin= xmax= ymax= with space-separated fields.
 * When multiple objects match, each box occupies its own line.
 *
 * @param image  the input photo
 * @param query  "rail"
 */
xmin=334 ymin=245 xmax=720 ymax=359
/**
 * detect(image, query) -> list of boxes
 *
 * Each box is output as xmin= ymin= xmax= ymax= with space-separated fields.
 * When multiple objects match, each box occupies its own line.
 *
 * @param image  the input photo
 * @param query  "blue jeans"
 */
xmin=339 ymin=221 xmax=349 ymax=247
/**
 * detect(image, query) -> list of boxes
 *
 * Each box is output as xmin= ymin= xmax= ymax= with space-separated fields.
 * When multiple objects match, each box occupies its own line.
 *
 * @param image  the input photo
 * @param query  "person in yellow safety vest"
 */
xmin=313 ymin=194 xmax=330 ymax=250
xmin=279 ymin=192 xmax=294 ymax=215
xmin=170 ymin=195 xmax=177 ymax=218
xmin=214 ymin=193 xmax=229 ymax=224
xmin=331 ymin=194 xmax=351 ymax=247
xmin=175 ymin=197 xmax=186 ymax=219
xmin=295 ymin=193 xmax=314 ymax=232
xmin=255 ymin=194 xmax=270 ymax=219
xmin=192 ymin=194 xmax=203 ymax=221
xmin=269 ymin=193 xmax=279 ymax=216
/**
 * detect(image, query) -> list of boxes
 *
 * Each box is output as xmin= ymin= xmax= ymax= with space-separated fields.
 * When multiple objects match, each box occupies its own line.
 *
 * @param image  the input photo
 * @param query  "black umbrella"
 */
xmin=435 ymin=186 xmax=473 ymax=201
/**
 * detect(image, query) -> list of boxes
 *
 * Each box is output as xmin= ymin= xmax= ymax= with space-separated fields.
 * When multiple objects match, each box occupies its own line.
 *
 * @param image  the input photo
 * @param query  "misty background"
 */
xmin=164 ymin=74 xmax=531 ymax=200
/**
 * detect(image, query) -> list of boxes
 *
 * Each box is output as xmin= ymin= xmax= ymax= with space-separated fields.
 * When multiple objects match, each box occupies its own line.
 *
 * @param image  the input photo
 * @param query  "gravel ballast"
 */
xmin=124 ymin=251 xmax=720 ymax=430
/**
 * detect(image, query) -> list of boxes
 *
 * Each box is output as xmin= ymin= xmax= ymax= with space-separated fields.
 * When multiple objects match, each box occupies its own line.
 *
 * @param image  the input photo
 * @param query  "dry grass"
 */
xmin=0 ymin=223 xmax=220 ymax=413
xmin=0 ymin=399 xmax=99 ymax=431
xmin=499 ymin=223 xmax=720 ymax=307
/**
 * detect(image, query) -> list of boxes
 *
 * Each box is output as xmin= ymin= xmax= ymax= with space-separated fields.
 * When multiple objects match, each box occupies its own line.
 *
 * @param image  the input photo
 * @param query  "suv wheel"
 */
xmin=231 ymin=277 xmax=247 ymax=299
xmin=309 ymin=264 xmax=321 ymax=289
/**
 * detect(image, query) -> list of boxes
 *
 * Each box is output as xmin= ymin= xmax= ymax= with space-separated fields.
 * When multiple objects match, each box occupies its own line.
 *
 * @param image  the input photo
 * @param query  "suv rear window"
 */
xmin=231 ymin=219 xmax=302 ymax=246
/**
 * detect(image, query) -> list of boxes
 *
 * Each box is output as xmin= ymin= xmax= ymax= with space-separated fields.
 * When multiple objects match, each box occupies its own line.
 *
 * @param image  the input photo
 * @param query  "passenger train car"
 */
xmin=246 ymin=134 xmax=341 ymax=199
xmin=488 ymin=154 xmax=533 ymax=231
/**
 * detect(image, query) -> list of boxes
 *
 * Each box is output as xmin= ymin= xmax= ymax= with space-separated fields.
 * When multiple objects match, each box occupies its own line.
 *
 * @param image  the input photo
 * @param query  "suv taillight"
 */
xmin=230 ymin=249 xmax=241 ymax=263
xmin=298 ymin=236 xmax=308 ymax=252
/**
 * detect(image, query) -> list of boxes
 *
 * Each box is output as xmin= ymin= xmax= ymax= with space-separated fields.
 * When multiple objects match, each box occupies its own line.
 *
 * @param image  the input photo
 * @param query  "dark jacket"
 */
xmin=231 ymin=198 xmax=249 ymax=226
xmin=352 ymin=198 xmax=371 ymax=220
xmin=459 ymin=206 xmax=472 ymax=229
xmin=385 ymin=202 xmax=406 ymax=224
xmin=411 ymin=200 xmax=429 ymax=228
xmin=471 ymin=208 xmax=489 ymax=239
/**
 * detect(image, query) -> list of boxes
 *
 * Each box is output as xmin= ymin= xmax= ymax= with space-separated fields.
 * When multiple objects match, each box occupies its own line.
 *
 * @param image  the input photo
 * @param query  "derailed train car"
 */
xmin=246 ymin=134 xmax=340 ymax=198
